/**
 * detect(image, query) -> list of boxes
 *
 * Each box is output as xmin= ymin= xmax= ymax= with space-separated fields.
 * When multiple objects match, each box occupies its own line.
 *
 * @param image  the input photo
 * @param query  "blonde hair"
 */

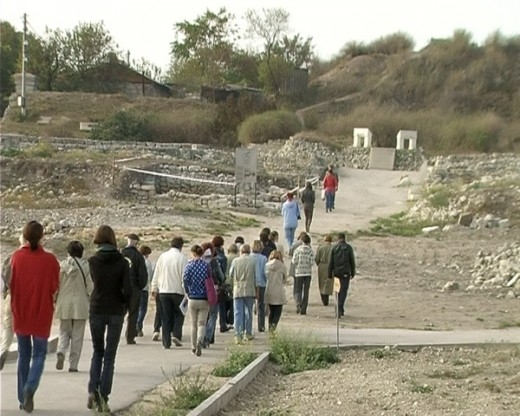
xmin=269 ymin=250 xmax=282 ymax=261
xmin=252 ymin=240 xmax=263 ymax=253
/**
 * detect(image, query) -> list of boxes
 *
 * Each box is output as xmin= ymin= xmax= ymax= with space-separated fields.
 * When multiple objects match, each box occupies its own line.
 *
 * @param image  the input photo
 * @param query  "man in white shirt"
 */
xmin=151 ymin=236 xmax=187 ymax=349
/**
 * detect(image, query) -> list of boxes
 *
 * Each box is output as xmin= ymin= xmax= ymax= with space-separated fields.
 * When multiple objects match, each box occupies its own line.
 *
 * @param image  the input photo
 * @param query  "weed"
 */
xmin=370 ymin=348 xmax=399 ymax=359
xmin=424 ymin=185 xmax=454 ymax=209
xmin=498 ymin=320 xmax=520 ymax=329
xmin=428 ymin=365 xmax=482 ymax=379
xmin=368 ymin=211 xmax=444 ymax=237
xmin=25 ymin=142 xmax=54 ymax=158
xmin=212 ymin=347 xmax=257 ymax=377
xmin=235 ymin=216 xmax=261 ymax=228
xmin=157 ymin=370 xmax=215 ymax=415
xmin=269 ymin=331 xmax=340 ymax=375
xmin=0 ymin=148 xmax=24 ymax=157
xmin=410 ymin=381 xmax=434 ymax=394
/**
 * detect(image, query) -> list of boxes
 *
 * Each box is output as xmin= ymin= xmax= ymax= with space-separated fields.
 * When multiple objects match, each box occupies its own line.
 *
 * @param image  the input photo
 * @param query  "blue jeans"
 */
xmin=256 ymin=286 xmax=266 ymax=331
xmin=325 ymin=191 xmax=334 ymax=212
xmin=137 ymin=290 xmax=149 ymax=332
xmin=204 ymin=303 xmax=219 ymax=343
xmin=284 ymin=227 xmax=296 ymax=251
xmin=88 ymin=314 xmax=124 ymax=401
xmin=16 ymin=335 xmax=48 ymax=405
xmin=233 ymin=297 xmax=254 ymax=338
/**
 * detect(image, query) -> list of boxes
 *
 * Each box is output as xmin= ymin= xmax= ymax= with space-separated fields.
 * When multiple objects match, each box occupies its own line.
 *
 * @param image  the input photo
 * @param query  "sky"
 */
xmin=3 ymin=0 xmax=519 ymax=73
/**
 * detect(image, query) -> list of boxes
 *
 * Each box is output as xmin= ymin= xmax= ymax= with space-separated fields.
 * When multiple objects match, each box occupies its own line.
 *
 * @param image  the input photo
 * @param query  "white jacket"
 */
xmin=151 ymin=248 xmax=187 ymax=295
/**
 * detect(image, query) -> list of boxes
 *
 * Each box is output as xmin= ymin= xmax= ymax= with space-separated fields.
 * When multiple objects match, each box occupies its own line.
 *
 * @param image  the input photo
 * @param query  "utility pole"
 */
xmin=20 ymin=13 xmax=28 ymax=117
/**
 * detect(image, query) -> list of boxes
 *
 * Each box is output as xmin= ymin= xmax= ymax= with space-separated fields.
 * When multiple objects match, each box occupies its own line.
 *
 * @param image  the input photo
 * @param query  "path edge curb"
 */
xmin=187 ymin=351 xmax=270 ymax=416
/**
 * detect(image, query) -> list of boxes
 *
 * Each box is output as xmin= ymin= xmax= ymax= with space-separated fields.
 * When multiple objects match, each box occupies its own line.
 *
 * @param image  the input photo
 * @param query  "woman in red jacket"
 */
xmin=322 ymin=168 xmax=338 ymax=213
xmin=10 ymin=221 xmax=60 ymax=412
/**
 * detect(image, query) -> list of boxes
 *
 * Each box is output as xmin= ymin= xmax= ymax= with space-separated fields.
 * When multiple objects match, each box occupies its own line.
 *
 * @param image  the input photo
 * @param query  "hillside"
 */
xmin=2 ymin=35 xmax=520 ymax=154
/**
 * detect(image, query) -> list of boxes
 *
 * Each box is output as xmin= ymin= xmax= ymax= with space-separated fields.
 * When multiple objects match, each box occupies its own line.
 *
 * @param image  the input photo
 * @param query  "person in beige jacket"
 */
xmin=229 ymin=244 xmax=256 ymax=343
xmin=315 ymin=235 xmax=334 ymax=306
xmin=55 ymin=241 xmax=93 ymax=372
xmin=265 ymin=250 xmax=288 ymax=331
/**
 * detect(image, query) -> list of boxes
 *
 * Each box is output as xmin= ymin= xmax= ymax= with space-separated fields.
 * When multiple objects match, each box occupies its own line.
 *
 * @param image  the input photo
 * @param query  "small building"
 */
xmin=200 ymin=84 xmax=264 ymax=105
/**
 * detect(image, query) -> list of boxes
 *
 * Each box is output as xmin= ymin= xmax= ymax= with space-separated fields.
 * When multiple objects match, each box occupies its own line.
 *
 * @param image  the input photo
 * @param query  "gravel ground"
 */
xmin=219 ymin=346 xmax=520 ymax=416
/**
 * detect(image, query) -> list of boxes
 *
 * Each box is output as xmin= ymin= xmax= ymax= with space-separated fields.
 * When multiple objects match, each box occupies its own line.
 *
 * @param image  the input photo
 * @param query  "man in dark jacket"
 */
xmin=300 ymin=181 xmax=316 ymax=232
xmin=328 ymin=233 xmax=356 ymax=317
xmin=121 ymin=233 xmax=148 ymax=345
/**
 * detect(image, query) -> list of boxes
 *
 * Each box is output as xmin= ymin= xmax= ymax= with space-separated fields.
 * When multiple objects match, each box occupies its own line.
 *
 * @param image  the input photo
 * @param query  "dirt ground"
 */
xmin=3 ymin=163 xmax=519 ymax=415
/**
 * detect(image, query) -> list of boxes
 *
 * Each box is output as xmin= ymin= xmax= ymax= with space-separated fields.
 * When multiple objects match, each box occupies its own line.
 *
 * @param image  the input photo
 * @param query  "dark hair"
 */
xmin=93 ymin=225 xmax=117 ymax=246
xmin=191 ymin=244 xmax=203 ymax=257
xmin=23 ymin=220 xmax=43 ymax=250
xmin=139 ymin=245 xmax=152 ymax=256
xmin=287 ymin=192 xmax=294 ymax=199
xmin=201 ymin=242 xmax=214 ymax=256
xmin=302 ymin=234 xmax=311 ymax=244
xmin=67 ymin=240 xmax=84 ymax=258
xmin=227 ymin=243 xmax=239 ymax=254
xmin=170 ymin=236 xmax=184 ymax=250
xmin=337 ymin=232 xmax=346 ymax=241
xmin=234 ymin=236 xmax=245 ymax=245
xmin=297 ymin=231 xmax=307 ymax=240
xmin=270 ymin=230 xmax=279 ymax=240
xmin=305 ymin=181 xmax=313 ymax=189
xmin=261 ymin=227 xmax=271 ymax=235
xmin=211 ymin=236 xmax=224 ymax=248
xmin=259 ymin=231 xmax=269 ymax=244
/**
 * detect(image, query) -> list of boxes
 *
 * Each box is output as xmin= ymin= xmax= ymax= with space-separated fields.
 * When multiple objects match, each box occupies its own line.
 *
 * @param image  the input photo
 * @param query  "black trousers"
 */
xmin=294 ymin=275 xmax=312 ymax=314
xmin=304 ymin=206 xmax=314 ymax=232
xmin=337 ymin=276 xmax=351 ymax=314
xmin=268 ymin=304 xmax=283 ymax=329
xmin=153 ymin=294 xmax=162 ymax=333
xmin=159 ymin=293 xmax=185 ymax=348
xmin=125 ymin=287 xmax=141 ymax=343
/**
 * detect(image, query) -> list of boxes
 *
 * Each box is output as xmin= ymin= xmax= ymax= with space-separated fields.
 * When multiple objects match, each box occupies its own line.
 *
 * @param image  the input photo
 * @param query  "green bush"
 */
xmin=238 ymin=110 xmax=302 ymax=144
xmin=146 ymin=110 xmax=217 ymax=144
xmin=212 ymin=347 xmax=257 ymax=377
xmin=89 ymin=110 xmax=149 ymax=141
xmin=269 ymin=331 xmax=340 ymax=375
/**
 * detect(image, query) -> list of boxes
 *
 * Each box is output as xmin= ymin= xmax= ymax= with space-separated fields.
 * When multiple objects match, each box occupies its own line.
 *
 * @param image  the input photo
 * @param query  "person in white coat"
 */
xmin=264 ymin=250 xmax=288 ymax=331
xmin=55 ymin=241 xmax=93 ymax=372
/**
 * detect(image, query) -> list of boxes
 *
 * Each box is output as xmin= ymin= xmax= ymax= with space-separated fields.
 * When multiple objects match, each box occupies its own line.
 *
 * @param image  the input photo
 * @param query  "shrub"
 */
xmin=238 ymin=110 xmax=302 ymax=144
xmin=269 ymin=331 xmax=340 ymax=375
xmin=89 ymin=110 xmax=149 ymax=141
xmin=146 ymin=110 xmax=216 ymax=144
xmin=212 ymin=347 xmax=257 ymax=377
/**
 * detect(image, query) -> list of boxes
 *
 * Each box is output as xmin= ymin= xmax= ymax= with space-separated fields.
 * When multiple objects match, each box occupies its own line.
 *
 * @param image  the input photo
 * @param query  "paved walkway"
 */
xmin=2 ymin=320 xmax=520 ymax=415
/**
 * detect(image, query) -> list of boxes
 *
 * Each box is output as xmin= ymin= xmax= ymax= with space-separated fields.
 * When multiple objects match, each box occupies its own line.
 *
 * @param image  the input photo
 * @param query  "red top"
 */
xmin=10 ymin=245 xmax=60 ymax=338
xmin=323 ymin=173 xmax=338 ymax=192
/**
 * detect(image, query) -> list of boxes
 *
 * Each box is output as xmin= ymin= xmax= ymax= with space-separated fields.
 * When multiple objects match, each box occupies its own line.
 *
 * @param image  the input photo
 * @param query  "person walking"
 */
xmin=315 ymin=235 xmax=334 ymax=306
xmin=281 ymin=192 xmax=301 ymax=250
xmin=212 ymin=236 xmax=233 ymax=334
xmin=288 ymin=231 xmax=307 ymax=300
xmin=121 ymin=233 xmax=148 ymax=345
xmin=265 ymin=250 xmax=288 ymax=331
xmin=10 ymin=221 xmax=60 ymax=412
xmin=328 ymin=233 xmax=356 ymax=317
xmin=55 ymin=240 xmax=93 ymax=373
xmin=229 ymin=244 xmax=256 ymax=344
xmin=151 ymin=236 xmax=188 ymax=349
xmin=269 ymin=230 xmax=285 ymax=260
xmin=202 ymin=242 xmax=225 ymax=348
xmin=136 ymin=245 xmax=154 ymax=338
xmin=87 ymin=225 xmax=131 ymax=413
xmin=328 ymin=164 xmax=339 ymax=210
xmin=252 ymin=240 xmax=268 ymax=332
xmin=183 ymin=245 xmax=211 ymax=357
xmin=322 ymin=168 xmax=338 ymax=213
xmin=292 ymin=234 xmax=314 ymax=315
xmin=0 ymin=234 xmax=25 ymax=372
xmin=301 ymin=181 xmax=316 ymax=232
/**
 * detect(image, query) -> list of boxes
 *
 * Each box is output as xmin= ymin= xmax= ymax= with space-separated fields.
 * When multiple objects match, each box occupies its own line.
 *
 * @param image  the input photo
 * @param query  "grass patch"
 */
xmin=367 ymin=212 xmax=443 ymax=237
xmin=497 ymin=321 xmax=520 ymax=329
xmin=423 ymin=185 xmax=454 ymax=209
xmin=212 ymin=347 xmax=257 ymax=377
xmin=410 ymin=380 xmax=434 ymax=394
xmin=370 ymin=347 xmax=399 ymax=359
xmin=269 ymin=331 xmax=340 ymax=375
xmin=154 ymin=370 xmax=216 ymax=415
xmin=235 ymin=216 xmax=261 ymax=228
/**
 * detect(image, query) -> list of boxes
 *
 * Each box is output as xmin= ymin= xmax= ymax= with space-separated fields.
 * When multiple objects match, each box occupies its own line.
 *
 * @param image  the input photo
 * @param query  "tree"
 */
xmin=168 ymin=8 xmax=238 ymax=90
xmin=245 ymin=8 xmax=313 ymax=94
xmin=0 ymin=21 xmax=21 ymax=113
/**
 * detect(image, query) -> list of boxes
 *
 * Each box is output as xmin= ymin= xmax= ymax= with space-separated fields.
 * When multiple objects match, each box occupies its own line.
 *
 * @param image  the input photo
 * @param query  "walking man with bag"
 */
xmin=328 ymin=233 xmax=356 ymax=317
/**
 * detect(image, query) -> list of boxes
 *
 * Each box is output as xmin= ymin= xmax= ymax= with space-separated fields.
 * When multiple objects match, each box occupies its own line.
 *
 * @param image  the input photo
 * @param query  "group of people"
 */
xmin=282 ymin=164 xmax=339 ymax=240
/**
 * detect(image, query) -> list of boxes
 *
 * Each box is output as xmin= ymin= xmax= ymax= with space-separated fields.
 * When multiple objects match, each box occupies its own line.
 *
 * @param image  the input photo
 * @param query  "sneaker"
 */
xmin=195 ymin=341 xmax=202 ymax=357
xmin=191 ymin=349 xmax=196 ymax=354
xmin=56 ymin=352 xmax=65 ymax=370
xmin=68 ymin=368 xmax=78 ymax=373
xmin=152 ymin=332 xmax=160 ymax=341
xmin=87 ymin=392 xmax=99 ymax=410
xmin=137 ymin=330 xmax=144 ymax=337
xmin=244 ymin=334 xmax=255 ymax=341
xmin=172 ymin=337 xmax=182 ymax=347
xmin=23 ymin=390 xmax=34 ymax=413
xmin=127 ymin=340 xmax=137 ymax=345
xmin=0 ymin=351 xmax=8 ymax=371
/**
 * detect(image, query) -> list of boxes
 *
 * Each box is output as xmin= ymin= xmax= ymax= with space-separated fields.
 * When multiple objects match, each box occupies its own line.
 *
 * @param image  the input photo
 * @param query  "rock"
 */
xmin=458 ymin=212 xmax=474 ymax=227
xmin=442 ymin=281 xmax=460 ymax=292
xmin=422 ymin=226 xmax=440 ymax=234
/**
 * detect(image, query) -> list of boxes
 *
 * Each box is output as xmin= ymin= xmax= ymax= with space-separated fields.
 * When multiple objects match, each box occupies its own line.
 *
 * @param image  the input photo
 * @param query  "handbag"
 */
xmin=205 ymin=272 xmax=218 ymax=306
xmin=321 ymin=189 xmax=326 ymax=201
